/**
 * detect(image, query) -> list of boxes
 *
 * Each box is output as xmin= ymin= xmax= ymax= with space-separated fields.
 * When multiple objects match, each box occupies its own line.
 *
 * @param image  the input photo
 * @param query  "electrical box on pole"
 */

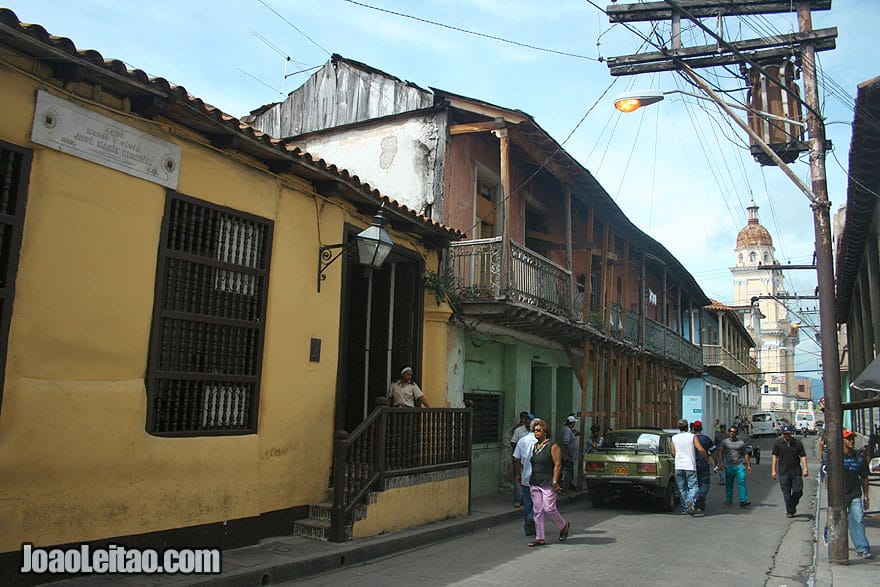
xmin=747 ymin=60 xmax=807 ymax=165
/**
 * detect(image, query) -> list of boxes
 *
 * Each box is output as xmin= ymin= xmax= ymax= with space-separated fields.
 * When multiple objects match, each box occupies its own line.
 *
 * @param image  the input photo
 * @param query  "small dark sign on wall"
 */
xmin=309 ymin=338 xmax=321 ymax=362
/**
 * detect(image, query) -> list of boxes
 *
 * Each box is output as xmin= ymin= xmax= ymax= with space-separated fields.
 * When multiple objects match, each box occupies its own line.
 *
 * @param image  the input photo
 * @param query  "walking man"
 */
xmin=670 ymin=418 xmax=711 ymax=516
xmin=510 ymin=412 xmax=532 ymax=508
xmin=842 ymin=429 xmax=873 ymax=559
xmin=692 ymin=420 xmax=720 ymax=513
xmin=512 ymin=420 xmax=538 ymax=536
xmin=720 ymin=425 xmax=752 ymax=507
xmin=771 ymin=424 xmax=808 ymax=518
xmin=560 ymin=415 xmax=579 ymax=490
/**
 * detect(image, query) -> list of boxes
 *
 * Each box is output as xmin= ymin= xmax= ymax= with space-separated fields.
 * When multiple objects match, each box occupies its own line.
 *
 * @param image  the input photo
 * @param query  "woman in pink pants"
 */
xmin=527 ymin=418 xmax=570 ymax=546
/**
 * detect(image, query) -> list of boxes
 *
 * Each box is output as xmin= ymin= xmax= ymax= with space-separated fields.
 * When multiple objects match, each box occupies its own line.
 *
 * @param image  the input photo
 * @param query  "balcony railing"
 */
xmin=645 ymin=319 xmax=702 ymax=371
xmin=449 ymin=238 xmax=571 ymax=317
xmin=448 ymin=238 xmax=701 ymax=370
xmin=703 ymin=345 xmax=760 ymax=378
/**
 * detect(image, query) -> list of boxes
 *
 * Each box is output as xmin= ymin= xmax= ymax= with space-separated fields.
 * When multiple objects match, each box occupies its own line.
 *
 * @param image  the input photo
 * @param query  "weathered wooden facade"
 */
xmin=247 ymin=55 xmax=711 ymax=496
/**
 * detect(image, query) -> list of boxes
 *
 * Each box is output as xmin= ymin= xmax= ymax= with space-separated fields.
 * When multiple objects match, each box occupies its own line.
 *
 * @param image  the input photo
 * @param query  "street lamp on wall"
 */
xmin=317 ymin=205 xmax=394 ymax=292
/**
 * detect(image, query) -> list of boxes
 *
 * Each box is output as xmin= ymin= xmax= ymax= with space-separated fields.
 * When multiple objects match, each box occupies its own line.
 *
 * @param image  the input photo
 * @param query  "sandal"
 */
xmin=559 ymin=521 xmax=570 ymax=542
xmin=527 ymin=540 xmax=546 ymax=547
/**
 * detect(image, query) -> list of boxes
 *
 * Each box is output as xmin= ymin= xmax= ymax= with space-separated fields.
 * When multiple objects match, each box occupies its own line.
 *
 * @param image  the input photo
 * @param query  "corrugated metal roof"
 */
xmin=0 ymin=8 xmax=460 ymax=242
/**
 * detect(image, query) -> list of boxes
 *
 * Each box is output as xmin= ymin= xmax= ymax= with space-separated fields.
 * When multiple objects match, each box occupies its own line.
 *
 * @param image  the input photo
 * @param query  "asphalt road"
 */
xmin=285 ymin=435 xmax=819 ymax=587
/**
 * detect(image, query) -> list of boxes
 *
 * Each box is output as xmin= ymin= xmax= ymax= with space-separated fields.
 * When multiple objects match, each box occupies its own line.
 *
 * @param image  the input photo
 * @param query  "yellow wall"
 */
xmin=351 ymin=474 xmax=468 ymax=539
xmin=0 ymin=51 xmax=455 ymax=551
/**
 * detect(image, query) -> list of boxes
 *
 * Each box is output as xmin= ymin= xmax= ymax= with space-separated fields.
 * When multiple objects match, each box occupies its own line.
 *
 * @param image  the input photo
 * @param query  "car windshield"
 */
xmin=602 ymin=432 xmax=660 ymax=451
xmin=753 ymin=414 xmax=769 ymax=422
xmin=797 ymin=414 xmax=813 ymax=421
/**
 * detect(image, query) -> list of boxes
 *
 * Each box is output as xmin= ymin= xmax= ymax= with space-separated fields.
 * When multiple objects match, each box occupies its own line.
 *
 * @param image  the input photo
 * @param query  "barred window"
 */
xmin=0 ymin=141 xmax=31 ymax=415
xmin=146 ymin=192 xmax=273 ymax=436
xmin=464 ymin=391 xmax=502 ymax=444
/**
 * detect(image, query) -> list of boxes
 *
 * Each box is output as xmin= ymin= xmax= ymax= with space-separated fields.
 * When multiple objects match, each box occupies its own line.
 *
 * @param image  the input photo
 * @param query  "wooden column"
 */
xmin=564 ymin=187 xmax=575 ymax=319
xmin=600 ymin=222 xmax=610 ymax=328
xmin=498 ymin=128 xmax=511 ymax=292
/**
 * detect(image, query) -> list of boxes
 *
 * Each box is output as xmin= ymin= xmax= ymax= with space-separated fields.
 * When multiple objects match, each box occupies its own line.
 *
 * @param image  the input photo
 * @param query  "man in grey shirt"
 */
xmin=720 ymin=425 xmax=752 ymax=507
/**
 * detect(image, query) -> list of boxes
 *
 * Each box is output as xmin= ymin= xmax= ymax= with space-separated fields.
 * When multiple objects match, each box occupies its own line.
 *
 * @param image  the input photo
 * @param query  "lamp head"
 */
xmin=356 ymin=205 xmax=394 ymax=270
xmin=613 ymin=90 xmax=665 ymax=113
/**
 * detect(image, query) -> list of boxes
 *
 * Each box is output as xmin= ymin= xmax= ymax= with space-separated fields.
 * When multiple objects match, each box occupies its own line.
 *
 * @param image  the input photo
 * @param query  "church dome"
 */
xmin=736 ymin=201 xmax=773 ymax=248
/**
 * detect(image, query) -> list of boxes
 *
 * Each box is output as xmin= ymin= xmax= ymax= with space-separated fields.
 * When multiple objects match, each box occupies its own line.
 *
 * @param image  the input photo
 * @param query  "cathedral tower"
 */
xmin=732 ymin=201 xmax=799 ymax=411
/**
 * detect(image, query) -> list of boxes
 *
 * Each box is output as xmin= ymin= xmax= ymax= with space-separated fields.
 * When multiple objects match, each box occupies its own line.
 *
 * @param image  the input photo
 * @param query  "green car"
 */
xmin=583 ymin=428 xmax=677 ymax=512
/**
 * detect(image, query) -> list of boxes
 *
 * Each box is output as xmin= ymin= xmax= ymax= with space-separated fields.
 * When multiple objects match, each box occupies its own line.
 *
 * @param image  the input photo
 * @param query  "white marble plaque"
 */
xmin=31 ymin=90 xmax=181 ymax=189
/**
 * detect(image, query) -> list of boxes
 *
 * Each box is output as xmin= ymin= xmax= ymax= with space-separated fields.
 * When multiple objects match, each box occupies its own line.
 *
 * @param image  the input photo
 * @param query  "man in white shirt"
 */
xmin=509 ymin=412 xmax=532 ymax=507
xmin=670 ymin=418 xmax=710 ymax=517
xmin=513 ymin=422 xmax=539 ymax=536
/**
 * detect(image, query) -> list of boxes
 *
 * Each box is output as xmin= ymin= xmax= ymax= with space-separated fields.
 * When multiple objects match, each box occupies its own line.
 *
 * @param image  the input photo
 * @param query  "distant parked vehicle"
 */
xmin=751 ymin=412 xmax=780 ymax=437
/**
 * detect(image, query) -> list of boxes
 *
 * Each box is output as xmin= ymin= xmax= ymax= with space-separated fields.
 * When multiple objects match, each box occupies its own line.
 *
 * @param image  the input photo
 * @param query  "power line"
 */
xmin=343 ymin=0 xmax=599 ymax=61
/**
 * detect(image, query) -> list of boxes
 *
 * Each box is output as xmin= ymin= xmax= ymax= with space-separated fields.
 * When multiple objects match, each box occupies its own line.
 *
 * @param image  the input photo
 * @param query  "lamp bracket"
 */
xmin=318 ymin=243 xmax=348 ymax=292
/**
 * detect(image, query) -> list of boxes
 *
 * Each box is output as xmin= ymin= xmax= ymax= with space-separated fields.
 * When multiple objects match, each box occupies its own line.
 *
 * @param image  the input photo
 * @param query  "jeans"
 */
xmin=513 ymin=482 xmax=523 ymax=506
xmin=848 ymin=496 xmax=871 ymax=554
xmin=696 ymin=468 xmax=712 ymax=510
xmin=725 ymin=465 xmax=749 ymax=503
xmin=675 ymin=470 xmax=698 ymax=513
xmin=521 ymin=485 xmax=535 ymax=535
xmin=779 ymin=475 xmax=804 ymax=515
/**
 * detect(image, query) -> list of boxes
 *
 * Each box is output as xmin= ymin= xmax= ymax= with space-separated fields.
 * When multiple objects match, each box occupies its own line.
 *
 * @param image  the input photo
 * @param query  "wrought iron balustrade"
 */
xmin=330 ymin=401 xmax=472 ymax=542
xmin=448 ymin=238 xmax=572 ymax=318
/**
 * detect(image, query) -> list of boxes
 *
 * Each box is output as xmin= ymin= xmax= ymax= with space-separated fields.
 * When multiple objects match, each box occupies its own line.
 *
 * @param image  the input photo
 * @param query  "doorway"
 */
xmin=336 ymin=241 xmax=424 ymax=433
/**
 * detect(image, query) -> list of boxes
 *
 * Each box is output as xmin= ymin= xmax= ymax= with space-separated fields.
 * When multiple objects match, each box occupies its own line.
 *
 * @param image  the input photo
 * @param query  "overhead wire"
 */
xmin=342 ymin=0 xmax=599 ymax=61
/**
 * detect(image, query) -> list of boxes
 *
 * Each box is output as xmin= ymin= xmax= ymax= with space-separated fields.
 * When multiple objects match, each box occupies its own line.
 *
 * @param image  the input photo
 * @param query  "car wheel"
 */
xmin=591 ymin=494 xmax=606 ymax=508
xmin=658 ymin=484 xmax=675 ymax=512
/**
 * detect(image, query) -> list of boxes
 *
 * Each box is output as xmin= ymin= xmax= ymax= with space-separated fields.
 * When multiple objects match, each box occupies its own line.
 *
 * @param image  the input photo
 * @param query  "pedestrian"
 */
xmin=560 ymin=415 xmax=580 ymax=490
xmin=598 ymin=427 xmax=614 ymax=448
xmin=512 ymin=418 xmax=538 ymax=537
xmin=771 ymin=424 xmax=808 ymax=518
xmin=692 ymin=420 xmax=720 ymax=513
xmin=670 ymin=418 xmax=711 ymax=516
xmin=388 ymin=367 xmax=430 ymax=408
xmin=527 ymin=418 xmax=570 ymax=547
xmin=818 ymin=426 xmax=829 ymax=482
xmin=714 ymin=424 xmax=727 ymax=486
xmin=720 ymin=425 xmax=752 ymax=507
xmin=840 ymin=429 xmax=873 ymax=558
xmin=510 ymin=412 xmax=532 ymax=508
xmin=586 ymin=423 xmax=601 ymax=453
xmin=714 ymin=418 xmax=721 ymax=435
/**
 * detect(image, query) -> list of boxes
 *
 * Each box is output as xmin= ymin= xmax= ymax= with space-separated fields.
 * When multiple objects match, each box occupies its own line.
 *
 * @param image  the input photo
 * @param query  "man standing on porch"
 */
xmin=389 ymin=367 xmax=430 ymax=408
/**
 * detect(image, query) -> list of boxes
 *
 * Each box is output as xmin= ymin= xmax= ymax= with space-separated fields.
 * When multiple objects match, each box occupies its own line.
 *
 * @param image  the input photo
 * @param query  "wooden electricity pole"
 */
xmin=606 ymin=0 xmax=847 ymax=562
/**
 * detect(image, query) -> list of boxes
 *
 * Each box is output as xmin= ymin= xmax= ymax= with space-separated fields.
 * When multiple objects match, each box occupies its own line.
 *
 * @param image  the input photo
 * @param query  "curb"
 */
xmin=192 ymin=505 xmax=526 ymax=586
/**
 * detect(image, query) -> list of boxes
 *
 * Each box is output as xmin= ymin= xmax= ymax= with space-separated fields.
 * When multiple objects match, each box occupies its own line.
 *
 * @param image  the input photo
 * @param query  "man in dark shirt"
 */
xmin=692 ymin=420 xmax=720 ymax=512
xmin=771 ymin=425 xmax=808 ymax=517
xmin=842 ymin=429 xmax=872 ymax=559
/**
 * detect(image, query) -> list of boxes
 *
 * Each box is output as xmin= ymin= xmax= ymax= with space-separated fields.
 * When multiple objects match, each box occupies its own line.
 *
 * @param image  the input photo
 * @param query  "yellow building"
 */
xmin=0 ymin=9 xmax=465 ymax=580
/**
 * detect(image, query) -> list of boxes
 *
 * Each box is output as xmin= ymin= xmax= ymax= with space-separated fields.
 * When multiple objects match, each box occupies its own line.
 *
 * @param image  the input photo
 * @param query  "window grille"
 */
xmin=464 ymin=391 xmax=502 ymax=444
xmin=146 ymin=192 xmax=273 ymax=436
xmin=0 ymin=141 xmax=31 ymax=415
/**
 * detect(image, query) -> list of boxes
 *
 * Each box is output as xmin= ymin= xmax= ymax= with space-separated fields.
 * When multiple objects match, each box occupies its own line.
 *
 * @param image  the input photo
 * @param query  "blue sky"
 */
xmin=5 ymin=1 xmax=876 ymax=377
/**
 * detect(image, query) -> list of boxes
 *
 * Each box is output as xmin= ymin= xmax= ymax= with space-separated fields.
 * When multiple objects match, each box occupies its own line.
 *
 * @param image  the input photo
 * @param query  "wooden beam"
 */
xmin=607 ymin=28 xmax=836 ymax=68
xmin=609 ymin=37 xmax=835 ymax=76
xmin=607 ymin=0 xmax=831 ymax=23
xmin=449 ymin=120 xmax=505 ymax=135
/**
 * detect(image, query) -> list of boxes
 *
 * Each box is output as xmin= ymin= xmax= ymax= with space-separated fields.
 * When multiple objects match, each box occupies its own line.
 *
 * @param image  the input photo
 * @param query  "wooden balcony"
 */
xmin=448 ymin=239 xmax=703 ymax=373
xmin=702 ymin=344 xmax=760 ymax=387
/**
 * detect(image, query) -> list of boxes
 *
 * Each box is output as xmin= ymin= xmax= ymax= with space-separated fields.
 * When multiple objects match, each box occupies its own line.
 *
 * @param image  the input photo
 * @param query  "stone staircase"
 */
xmin=292 ymin=489 xmax=374 ymax=541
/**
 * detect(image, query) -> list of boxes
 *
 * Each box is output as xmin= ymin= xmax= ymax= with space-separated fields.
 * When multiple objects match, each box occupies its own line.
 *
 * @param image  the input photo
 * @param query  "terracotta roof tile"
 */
xmin=0 ymin=8 xmax=458 ymax=240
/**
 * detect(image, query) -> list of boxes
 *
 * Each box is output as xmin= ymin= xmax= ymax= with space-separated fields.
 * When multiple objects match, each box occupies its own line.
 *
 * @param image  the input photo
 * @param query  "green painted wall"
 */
xmin=459 ymin=330 xmax=582 ymax=498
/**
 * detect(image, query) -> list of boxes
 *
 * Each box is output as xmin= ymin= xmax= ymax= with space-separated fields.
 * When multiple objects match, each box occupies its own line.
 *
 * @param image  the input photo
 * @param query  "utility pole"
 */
xmin=797 ymin=1 xmax=846 ymax=564
xmin=606 ymin=0 xmax=848 ymax=562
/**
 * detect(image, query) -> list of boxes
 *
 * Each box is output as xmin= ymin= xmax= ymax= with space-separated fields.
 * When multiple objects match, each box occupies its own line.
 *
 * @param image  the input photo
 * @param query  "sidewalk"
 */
xmin=53 ymin=493 xmax=564 ymax=586
xmin=812 ymin=473 xmax=880 ymax=586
